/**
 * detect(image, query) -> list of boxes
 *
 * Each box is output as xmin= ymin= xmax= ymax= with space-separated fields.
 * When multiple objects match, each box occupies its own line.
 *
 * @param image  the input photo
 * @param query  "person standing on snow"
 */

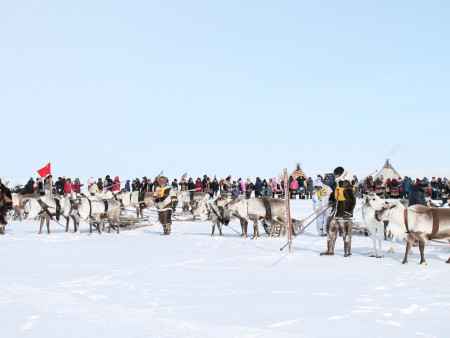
xmin=179 ymin=177 xmax=187 ymax=191
xmin=312 ymin=179 xmax=332 ymax=237
xmin=194 ymin=178 xmax=203 ymax=193
xmin=154 ymin=176 xmax=178 ymax=235
xmin=187 ymin=178 xmax=195 ymax=200
xmin=289 ymin=178 xmax=299 ymax=199
xmin=254 ymin=177 xmax=262 ymax=197
xmin=104 ymin=175 xmax=113 ymax=191
xmin=97 ymin=178 xmax=103 ymax=191
xmin=408 ymin=179 xmax=428 ymax=207
xmin=44 ymin=175 xmax=53 ymax=197
xmin=245 ymin=178 xmax=253 ymax=199
xmin=320 ymin=166 xmax=356 ymax=257
xmin=132 ymin=178 xmax=140 ymax=192
xmin=306 ymin=177 xmax=314 ymax=200
xmin=24 ymin=177 xmax=35 ymax=195
xmin=239 ymin=178 xmax=246 ymax=196
xmin=111 ymin=176 xmax=120 ymax=192
xmin=73 ymin=178 xmax=83 ymax=194
xmin=211 ymin=178 xmax=219 ymax=197
xmin=87 ymin=177 xmax=98 ymax=196
xmin=140 ymin=177 xmax=148 ymax=193
xmin=64 ymin=178 xmax=74 ymax=196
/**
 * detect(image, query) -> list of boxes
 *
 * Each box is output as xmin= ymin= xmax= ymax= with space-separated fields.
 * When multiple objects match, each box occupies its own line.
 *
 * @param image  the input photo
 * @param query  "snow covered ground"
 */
xmin=1 ymin=199 xmax=449 ymax=337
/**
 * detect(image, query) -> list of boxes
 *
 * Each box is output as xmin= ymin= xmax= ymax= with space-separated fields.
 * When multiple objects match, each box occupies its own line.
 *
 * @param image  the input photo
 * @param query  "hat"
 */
xmin=333 ymin=167 xmax=345 ymax=176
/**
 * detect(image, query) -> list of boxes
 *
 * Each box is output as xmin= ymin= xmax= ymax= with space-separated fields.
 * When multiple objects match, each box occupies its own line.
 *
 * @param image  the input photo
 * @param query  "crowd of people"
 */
xmin=5 ymin=169 xmax=449 ymax=243
xmin=17 ymin=173 xmax=449 ymax=207
xmin=358 ymin=175 xmax=449 ymax=205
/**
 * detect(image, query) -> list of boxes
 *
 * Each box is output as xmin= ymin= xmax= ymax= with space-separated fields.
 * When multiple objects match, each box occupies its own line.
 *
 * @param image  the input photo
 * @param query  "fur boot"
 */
xmin=320 ymin=239 xmax=334 ymax=256
xmin=342 ymin=220 xmax=352 ymax=257
xmin=321 ymin=218 xmax=338 ymax=256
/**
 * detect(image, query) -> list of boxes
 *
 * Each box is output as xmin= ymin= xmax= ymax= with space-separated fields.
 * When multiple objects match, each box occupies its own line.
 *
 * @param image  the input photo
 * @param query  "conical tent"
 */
xmin=374 ymin=159 xmax=401 ymax=185
xmin=292 ymin=163 xmax=307 ymax=179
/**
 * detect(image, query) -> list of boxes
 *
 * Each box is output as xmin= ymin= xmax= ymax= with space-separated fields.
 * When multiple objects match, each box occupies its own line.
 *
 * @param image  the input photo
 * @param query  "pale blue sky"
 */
xmin=1 ymin=1 xmax=448 ymax=181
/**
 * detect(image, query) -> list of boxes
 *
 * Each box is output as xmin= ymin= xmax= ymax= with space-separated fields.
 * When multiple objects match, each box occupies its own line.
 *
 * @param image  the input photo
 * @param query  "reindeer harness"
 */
xmin=404 ymin=208 xmax=440 ymax=240
xmin=37 ymin=198 xmax=61 ymax=221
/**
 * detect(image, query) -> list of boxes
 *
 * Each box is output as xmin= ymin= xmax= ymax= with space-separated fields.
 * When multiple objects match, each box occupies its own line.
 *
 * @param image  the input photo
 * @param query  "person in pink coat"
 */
xmin=239 ymin=179 xmax=246 ymax=195
xmin=290 ymin=178 xmax=299 ymax=199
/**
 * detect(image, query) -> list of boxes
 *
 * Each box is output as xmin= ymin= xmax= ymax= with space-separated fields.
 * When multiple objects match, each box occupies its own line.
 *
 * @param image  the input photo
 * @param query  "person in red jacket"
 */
xmin=64 ymin=178 xmax=73 ymax=196
xmin=112 ymin=176 xmax=120 ymax=191
xmin=194 ymin=178 xmax=203 ymax=193
xmin=73 ymin=178 xmax=83 ymax=194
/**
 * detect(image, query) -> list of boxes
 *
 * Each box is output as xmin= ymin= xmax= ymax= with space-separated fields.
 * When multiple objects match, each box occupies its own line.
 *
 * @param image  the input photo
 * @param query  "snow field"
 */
xmin=0 ymin=199 xmax=449 ymax=337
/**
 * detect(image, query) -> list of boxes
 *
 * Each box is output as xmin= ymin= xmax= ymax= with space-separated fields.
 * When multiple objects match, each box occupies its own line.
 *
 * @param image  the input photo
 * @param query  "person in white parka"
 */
xmin=312 ymin=178 xmax=332 ymax=236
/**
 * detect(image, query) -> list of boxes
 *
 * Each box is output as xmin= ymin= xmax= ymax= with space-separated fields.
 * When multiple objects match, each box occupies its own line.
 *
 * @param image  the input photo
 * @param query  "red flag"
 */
xmin=37 ymin=163 xmax=51 ymax=178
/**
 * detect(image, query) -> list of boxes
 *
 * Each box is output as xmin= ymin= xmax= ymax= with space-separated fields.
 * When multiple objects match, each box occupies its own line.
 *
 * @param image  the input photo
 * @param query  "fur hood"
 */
xmin=313 ymin=179 xmax=322 ymax=187
xmin=336 ymin=170 xmax=353 ymax=184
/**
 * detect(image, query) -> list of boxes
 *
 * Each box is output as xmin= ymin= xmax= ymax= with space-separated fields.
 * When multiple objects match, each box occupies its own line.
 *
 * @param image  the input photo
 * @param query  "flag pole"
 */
xmin=283 ymin=168 xmax=292 ymax=252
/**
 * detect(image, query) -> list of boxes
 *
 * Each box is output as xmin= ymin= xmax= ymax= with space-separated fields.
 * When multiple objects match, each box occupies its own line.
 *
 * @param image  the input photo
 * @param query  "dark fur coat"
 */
xmin=329 ymin=180 xmax=356 ymax=218
xmin=0 ymin=184 xmax=13 ymax=225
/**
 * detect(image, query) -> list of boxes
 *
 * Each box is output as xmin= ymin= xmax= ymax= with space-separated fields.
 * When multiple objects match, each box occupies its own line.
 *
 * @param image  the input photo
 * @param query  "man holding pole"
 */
xmin=320 ymin=166 xmax=356 ymax=257
xmin=312 ymin=178 xmax=332 ymax=237
xmin=154 ymin=176 xmax=178 ymax=235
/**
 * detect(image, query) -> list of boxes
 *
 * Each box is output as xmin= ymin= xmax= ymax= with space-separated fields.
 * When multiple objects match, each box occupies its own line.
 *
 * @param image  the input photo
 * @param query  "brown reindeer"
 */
xmin=402 ymin=204 xmax=450 ymax=265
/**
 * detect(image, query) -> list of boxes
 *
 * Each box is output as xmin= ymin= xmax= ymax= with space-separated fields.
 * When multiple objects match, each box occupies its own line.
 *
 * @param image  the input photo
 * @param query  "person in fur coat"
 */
xmin=320 ymin=166 xmax=356 ymax=257
xmin=0 ymin=178 xmax=13 ymax=231
xmin=154 ymin=176 xmax=178 ymax=235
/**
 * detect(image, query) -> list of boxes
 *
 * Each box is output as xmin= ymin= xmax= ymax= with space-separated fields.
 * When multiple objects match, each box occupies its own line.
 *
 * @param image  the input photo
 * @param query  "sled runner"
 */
xmin=115 ymin=214 xmax=153 ymax=230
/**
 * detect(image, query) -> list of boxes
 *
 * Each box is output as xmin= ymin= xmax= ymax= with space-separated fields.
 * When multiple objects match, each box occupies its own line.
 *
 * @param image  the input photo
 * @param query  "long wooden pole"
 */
xmin=292 ymin=202 xmax=330 ymax=230
xmin=283 ymin=169 xmax=292 ymax=252
xmin=280 ymin=204 xmax=331 ymax=251
xmin=353 ymin=170 xmax=378 ymax=187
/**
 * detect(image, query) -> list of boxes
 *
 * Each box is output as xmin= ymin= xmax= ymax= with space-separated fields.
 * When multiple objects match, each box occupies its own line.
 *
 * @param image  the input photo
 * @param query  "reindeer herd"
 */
xmin=3 ymin=188 xmax=450 ymax=265
xmin=362 ymin=193 xmax=450 ymax=265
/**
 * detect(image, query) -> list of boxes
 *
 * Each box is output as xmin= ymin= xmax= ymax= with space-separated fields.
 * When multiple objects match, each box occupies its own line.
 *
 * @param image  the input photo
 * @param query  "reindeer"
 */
xmin=75 ymin=197 xmax=121 ymax=234
xmin=224 ymin=196 xmax=286 ymax=239
xmin=177 ymin=191 xmax=210 ymax=213
xmin=115 ymin=190 xmax=155 ymax=218
xmin=191 ymin=194 xmax=248 ymax=237
xmin=10 ymin=193 xmax=39 ymax=221
xmin=402 ymin=205 xmax=450 ymax=265
xmin=23 ymin=196 xmax=80 ymax=234
xmin=363 ymin=193 xmax=410 ymax=256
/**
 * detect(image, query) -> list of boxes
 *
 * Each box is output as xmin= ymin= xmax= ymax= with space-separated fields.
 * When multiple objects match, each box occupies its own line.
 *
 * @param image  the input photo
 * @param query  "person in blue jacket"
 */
xmin=402 ymin=176 xmax=412 ymax=199
xmin=125 ymin=180 xmax=131 ymax=192
xmin=254 ymin=177 xmax=262 ymax=197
